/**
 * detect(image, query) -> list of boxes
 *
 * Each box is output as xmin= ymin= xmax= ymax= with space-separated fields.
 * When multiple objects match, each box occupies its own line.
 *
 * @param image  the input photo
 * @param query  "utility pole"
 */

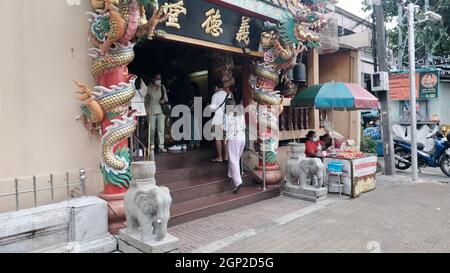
xmin=407 ymin=3 xmax=419 ymax=181
xmin=374 ymin=1 xmax=396 ymax=176
xmin=398 ymin=1 xmax=404 ymax=69
xmin=424 ymin=0 xmax=430 ymax=66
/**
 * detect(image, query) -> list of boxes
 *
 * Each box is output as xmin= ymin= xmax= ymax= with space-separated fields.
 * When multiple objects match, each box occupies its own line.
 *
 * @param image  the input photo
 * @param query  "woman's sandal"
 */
xmin=212 ymin=158 xmax=224 ymax=163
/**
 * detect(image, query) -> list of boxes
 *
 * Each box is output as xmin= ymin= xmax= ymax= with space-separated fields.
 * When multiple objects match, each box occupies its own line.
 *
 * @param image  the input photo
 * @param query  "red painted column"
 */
xmin=98 ymin=66 xmax=131 ymax=234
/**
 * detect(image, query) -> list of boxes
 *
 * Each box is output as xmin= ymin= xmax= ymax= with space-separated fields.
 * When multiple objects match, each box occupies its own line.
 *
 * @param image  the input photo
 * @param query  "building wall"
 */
xmin=389 ymin=82 xmax=450 ymax=126
xmin=429 ymin=82 xmax=450 ymax=125
xmin=319 ymin=49 xmax=361 ymax=142
xmin=0 ymin=0 xmax=104 ymax=211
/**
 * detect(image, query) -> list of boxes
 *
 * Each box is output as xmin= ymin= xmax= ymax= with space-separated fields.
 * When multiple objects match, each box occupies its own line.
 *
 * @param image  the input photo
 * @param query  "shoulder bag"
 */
xmin=160 ymin=85 xmax=172 ymax=116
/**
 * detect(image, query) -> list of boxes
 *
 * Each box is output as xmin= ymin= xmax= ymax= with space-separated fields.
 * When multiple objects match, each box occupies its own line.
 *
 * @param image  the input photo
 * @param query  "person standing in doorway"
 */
xmin=224 ymin=100 xmax=246 ymax=194
xmin=188 ymin=81 xmax=202 ymax=149
xmin=209 ymin=79 xmax=230 ymax=163
xmin=145 ymin=72 xmax=168 ymax=153
xmin=167 ymin=73 xmax=191 ymax=152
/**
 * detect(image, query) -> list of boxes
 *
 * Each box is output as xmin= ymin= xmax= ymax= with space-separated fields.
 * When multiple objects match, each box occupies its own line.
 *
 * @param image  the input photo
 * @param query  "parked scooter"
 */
xmin=394 ymin=130 xmax=450 ymax=177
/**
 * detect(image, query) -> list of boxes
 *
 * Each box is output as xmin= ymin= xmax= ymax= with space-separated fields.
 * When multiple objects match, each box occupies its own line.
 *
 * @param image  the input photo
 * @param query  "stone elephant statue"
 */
xmin=124 ymin=162 xmax=172 ymax=242
xmin=285 ymin=158 xmax=325 ymax=188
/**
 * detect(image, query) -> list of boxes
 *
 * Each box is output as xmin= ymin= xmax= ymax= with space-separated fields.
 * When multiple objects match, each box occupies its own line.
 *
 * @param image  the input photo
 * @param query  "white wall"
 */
xmin=0 ymin=0 xmax=103 ymax=211
xmin=429 ymin=82 xmax=450 ymax=125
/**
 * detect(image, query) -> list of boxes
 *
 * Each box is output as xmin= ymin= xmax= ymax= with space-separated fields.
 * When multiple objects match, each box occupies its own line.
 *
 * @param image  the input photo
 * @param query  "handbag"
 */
xmin=211 ymin=93 xmax=230 ymax=120
xmin=160 ymin=85 xmax=172 ymax=116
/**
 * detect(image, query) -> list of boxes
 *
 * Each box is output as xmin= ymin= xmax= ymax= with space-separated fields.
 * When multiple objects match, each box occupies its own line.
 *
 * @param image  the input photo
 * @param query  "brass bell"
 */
xmin=293 ymin=60 xmax=307 ymax=83
xmin=287 ymin=69 xmax=295 ymax=81
xmin=263 ymin=21 xmax=279 ymax=32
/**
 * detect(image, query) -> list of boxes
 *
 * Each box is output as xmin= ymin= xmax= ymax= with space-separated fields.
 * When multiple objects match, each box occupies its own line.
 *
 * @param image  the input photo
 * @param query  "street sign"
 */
xmin=419 ymin=71 xmax=440 ymax=99
xmin=388 ymin=72 xmax=419 ymax=100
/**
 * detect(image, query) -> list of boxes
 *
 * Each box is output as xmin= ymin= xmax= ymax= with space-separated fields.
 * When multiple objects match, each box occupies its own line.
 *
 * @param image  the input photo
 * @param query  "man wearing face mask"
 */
xmin=305 ymin=130 xmax=324 ymax=158
xmin=145 ymin=72 xmax=168 ymax=153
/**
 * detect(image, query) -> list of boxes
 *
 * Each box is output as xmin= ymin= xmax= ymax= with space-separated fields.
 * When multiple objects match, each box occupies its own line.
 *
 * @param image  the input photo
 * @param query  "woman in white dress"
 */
xmin=223 ymin=100 xmax=246 ymax=194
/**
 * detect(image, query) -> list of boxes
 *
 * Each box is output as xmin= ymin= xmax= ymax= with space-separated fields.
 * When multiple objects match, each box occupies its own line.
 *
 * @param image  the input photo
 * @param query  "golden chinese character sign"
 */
xmin=201 ymin=8 xmax=224 ymax=38
xmin=236 ymin=16 xmax=251 ymax=45
xmin=153 ymin=0 xmax=263 ymax=51
xmin=162 ymin=0 xmax=187 ymax=29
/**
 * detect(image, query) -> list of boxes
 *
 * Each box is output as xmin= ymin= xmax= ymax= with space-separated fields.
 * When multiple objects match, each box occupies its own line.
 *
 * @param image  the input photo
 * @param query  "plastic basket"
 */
xmin=328 ymin=162 xmax=344 ymax=173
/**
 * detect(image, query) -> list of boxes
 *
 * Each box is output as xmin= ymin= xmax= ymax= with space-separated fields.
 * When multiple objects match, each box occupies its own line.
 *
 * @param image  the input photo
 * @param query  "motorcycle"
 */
xmin=394 ymin=130 xmax=450 ymax=177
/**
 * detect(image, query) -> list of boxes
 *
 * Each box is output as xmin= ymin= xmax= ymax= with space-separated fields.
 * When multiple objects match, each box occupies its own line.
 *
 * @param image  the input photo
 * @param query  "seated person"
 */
xmin=320 ymin=133 xmax=333 ymax=150
xmin=305 ymin=131 xmax=324 ymax=157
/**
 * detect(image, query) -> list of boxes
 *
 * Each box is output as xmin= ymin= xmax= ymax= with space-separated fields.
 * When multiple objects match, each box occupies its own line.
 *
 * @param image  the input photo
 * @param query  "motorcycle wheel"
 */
xmin=440 ymin=155 xmax=450 ymax=177
xmin=395 ymin=147 xmax=412 ymax=170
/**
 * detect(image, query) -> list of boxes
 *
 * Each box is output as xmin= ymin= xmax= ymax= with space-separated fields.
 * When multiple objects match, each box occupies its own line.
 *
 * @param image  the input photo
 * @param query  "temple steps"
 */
xmin=169 ymin=186 xmax=280 ymax=227
xmin=154 ymin=149 xmax=280 ymax=227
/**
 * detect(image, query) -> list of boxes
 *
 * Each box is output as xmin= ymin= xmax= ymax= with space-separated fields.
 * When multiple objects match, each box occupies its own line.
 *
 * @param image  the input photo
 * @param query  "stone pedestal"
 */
xmin=282 ymin=184 xmax=328 ymax=203
xmin=0 ymin=197 xmax=117 ymax=253
xmin=118 ymin=229 xmax=179 ymax=253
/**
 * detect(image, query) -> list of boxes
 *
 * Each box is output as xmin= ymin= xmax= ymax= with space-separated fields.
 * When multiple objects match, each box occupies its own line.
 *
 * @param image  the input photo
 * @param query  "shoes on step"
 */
xmin=168 ymin=145 xmax=182 ymax=152
xmin=233 ymin=184 xmax=242 ymax=194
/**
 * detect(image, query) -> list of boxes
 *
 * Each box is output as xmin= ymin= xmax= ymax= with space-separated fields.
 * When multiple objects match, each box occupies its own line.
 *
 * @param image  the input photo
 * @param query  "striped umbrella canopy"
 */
xmin=291 ymin=82 xmax=380 ymax=110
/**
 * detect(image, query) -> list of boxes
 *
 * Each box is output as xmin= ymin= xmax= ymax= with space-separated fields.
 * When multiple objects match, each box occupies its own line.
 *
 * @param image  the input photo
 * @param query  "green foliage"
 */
xmin=362 ymin=0 xmax=450 ymax=62
xmin=361 ymin=135 xmax=377 ymax=154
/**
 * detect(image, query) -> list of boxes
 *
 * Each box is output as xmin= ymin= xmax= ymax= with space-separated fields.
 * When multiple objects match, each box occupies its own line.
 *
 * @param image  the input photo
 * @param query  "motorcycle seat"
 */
xmin=394 ymin=138 xmax=425 ymax=150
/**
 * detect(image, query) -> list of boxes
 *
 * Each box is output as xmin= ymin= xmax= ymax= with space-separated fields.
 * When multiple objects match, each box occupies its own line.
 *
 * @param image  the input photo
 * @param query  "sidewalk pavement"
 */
xmin=168 ymin=195 xmax=314 ymax=253
xmin=168 ymin=167 xmax=450 ymax=253
xmin=219 ymin=175 xmax=450 ymax=253
xmin=378 ymin=157 xmax=450 ymax=184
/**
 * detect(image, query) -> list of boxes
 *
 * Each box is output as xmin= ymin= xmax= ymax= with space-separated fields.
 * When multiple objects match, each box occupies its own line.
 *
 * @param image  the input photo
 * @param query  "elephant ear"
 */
xmin=299 ymin=161 xmax=310 ymax=172
xmin=135 ymin=191 xmax=156 ymax=216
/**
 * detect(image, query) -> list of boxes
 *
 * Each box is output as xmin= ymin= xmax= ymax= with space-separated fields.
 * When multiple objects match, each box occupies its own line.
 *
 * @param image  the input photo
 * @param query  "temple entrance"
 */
xmin=128 ymin=39 xmax=244 ymax=155
xmin=127 ymin=39 xmax=278 ymax=226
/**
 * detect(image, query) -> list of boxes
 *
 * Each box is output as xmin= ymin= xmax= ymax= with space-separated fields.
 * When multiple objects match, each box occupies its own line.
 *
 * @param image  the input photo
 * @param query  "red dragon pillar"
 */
xmin=75 ymin=0 xmax=169 ymax=234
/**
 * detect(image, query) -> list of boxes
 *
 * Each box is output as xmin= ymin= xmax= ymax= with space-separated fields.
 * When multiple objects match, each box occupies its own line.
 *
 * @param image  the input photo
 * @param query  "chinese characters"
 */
xmin=236 ymin=16 xmax=251 ymax=45
xmin=201 ymin=8 xmax=223 ymax=38
xmin=163 ymin=0 xmax=187 ymax=29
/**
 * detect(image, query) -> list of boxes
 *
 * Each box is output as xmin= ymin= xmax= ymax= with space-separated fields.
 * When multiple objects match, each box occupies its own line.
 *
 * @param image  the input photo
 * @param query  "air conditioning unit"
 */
xmin=371 ymin=72 xmax=389 ymax=91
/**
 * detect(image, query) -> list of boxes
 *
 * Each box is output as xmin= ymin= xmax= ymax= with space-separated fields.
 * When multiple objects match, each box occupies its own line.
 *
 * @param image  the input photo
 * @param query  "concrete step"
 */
xmin=156 ymin=164 xmax=229 ymax=184
xmin=153 ymin=149 xmax=280 ymax=227
xmin=155 ymin=150 xmax=216 ymax=172
xmin=169 ymin=186 xmax=280 ymax=227
xmin=165 ymin=173 xmax=253 ymax=204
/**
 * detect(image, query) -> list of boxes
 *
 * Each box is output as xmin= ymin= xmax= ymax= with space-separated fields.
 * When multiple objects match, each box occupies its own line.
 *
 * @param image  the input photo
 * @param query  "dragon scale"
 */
xmin=102 ymin=116 xmax=137 ymax=171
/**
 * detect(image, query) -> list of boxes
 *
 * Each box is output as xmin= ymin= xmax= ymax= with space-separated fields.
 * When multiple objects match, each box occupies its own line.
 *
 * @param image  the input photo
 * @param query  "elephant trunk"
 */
xmin=153 ymin=219 xmax=168 ymax=241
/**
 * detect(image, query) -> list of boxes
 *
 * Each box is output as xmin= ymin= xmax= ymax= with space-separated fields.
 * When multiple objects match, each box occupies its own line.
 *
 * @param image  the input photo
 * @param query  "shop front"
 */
xmin=79 ymin=0 xmax=335 ymax=232
xmin=128 ymin=0 xmax=266 ymax=154
xmin=0 ymin=0 xmax=349 ymax=231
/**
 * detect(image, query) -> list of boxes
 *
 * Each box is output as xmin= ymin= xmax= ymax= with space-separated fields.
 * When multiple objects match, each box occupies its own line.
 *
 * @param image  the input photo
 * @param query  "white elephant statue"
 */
xmin=124 ymin=162 xmax=172 ymax=242
xmin=285 ymin=158 xmax=325 ymax=189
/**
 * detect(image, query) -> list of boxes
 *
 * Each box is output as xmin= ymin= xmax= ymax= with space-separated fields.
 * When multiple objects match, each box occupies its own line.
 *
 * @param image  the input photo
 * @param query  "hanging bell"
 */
xmin=263 ymin=21 xmax=278 ymax=32
xmin=293 ymin=61 xmax=307 ymax=83
xmin=287 ymin=69 xmax=295 ymax=81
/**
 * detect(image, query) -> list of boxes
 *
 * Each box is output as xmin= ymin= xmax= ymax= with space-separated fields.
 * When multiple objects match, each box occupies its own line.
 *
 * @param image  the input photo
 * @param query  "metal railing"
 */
xmin=241 ymin=129 xmax=267 ymax=191
xmin=130 ymin=134 xmax=148 ymax=161
xmin=0 ymin=169 xmax=87 ymax=212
